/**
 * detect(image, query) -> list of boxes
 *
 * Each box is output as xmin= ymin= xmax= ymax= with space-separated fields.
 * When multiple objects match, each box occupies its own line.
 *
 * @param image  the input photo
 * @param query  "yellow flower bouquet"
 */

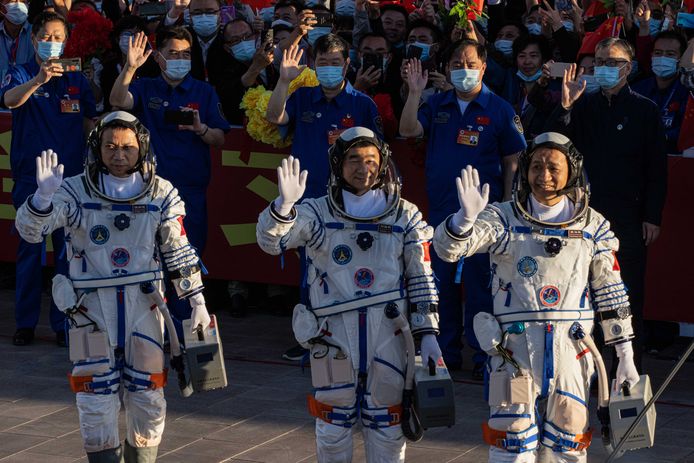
xmin=240 ymin=68 xmax=319 ymax=148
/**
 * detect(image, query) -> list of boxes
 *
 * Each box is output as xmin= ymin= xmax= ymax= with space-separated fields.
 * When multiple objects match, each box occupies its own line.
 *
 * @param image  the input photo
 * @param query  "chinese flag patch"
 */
xmin=177 ymin=216 xmax=187 ymax=236
xmin=612 ymin=251 xmax=620 ymax=271
xmin=422 ymin=242 xmax=431 ymax=262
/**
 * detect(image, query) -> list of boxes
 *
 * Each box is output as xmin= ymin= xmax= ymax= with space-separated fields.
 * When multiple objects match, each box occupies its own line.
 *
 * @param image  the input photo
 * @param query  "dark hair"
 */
xmin=156 ymin=26 xmax=193 ymax=50
xmin=407 ymin=19 xmax=441 ymax=43
xmin=358 ymin=32 xmax=390 ymax=51
xmin=222 ymin=18 xmax=253 ymax=37
xmin=497 ymin=20 xmax=528 ymax=38
xmin=275 ymin=0 xmax=304 ymax=13
xmin=380 ymin=4 xmax=408 ymax=21
xmin=110 ymin=15 xmax=147 ymax=47
xmin=445 ymin=39 xmax=487 ymax=64
xmin=512 ymin=34 xmax=550 ymax=62
xmin=31 ymin=11 xmax=69 ymax=37
xmin=596 ymin=37 xmax=634 ymax=61
xmin=71 ymin=0 xmax=98 ymax=11
xmin=313 ymin=33 xmax=349 ymax=59
xmin=653 ymin=30 xmax=688 ymax=57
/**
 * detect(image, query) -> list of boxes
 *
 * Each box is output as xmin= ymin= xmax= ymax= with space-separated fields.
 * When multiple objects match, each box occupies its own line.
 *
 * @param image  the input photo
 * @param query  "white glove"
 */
xmin=189 ymin=293 xmax=211 ymax=332
xmin=274 ymin=155 xmax=308 ymax=217
xmin=420 ymin=334 xmax=442 ymax=365
xmin=451 ymin=165 xmax=489 ymax=234
xmin=615 ymin=341 xmax=640 ymax=389
xmin=33 ymin=150 xmax=64 ymax=210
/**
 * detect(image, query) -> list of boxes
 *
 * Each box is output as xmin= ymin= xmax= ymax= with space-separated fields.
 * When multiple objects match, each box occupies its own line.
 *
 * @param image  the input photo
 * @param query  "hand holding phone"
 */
xmin=549 ymin=62 xmax=572 ymax=78
xmin=164 ymin=109 xmax=195 ymax=125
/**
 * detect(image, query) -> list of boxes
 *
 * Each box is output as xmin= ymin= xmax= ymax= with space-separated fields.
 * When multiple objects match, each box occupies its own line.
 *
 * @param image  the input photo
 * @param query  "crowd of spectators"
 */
xmin=1 ymin=0 xmax=693 ymax=363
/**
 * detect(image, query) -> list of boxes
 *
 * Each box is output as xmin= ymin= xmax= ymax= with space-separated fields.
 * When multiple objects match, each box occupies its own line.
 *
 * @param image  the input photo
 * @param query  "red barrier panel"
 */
xmin=0 ymin=112 xmax=691 ymax=322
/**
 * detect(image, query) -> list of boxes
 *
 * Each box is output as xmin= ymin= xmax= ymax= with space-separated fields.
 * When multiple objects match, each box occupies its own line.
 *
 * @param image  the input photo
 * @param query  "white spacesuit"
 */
xmin=433 ymin=133 xmax=640 ymax=463
xmin=15 ymin=112 xmax=210 ymax=463
xmin=256 ymin=127 xmax=440 ymax=463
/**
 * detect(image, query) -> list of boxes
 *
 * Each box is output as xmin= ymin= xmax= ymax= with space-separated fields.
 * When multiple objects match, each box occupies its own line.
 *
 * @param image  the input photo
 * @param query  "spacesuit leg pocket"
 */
xmin=129 ymin=332 xmax=165 ymax=374
xmin=548 ymin=391 xmax=589 ymax=435
xmin=369 ymin=339 xmax=406 ymax=408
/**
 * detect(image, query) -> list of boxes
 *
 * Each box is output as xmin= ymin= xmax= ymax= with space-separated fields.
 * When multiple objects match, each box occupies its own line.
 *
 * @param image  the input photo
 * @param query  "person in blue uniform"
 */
xmin=633 ymin=30 xmax=689 ymax=155
xmin=266 ymin=33 xmax=383 ymax=200
xmin=0 ymin=11 xmax=96 ymax=346
xmin=1 ymin=0 xmax=34 ymax=81
xmin=109 ymin=26 xmax=229 ymax=326
xmin=400 ymin=39 xmax=526 ymax=375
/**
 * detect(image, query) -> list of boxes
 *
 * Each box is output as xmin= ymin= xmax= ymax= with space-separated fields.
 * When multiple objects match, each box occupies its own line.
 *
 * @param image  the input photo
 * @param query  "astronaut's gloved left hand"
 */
xmin=420 ymin=334 xmax=442 ymax=365
xmin=615 ymin=341 xmax=640 ymax=389
xmin=189 ymin=293 xmax=211 ymax=332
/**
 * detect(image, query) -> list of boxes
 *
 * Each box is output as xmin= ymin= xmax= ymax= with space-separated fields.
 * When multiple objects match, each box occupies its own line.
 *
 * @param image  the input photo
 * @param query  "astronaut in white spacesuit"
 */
xmin=433 ymin=132 xmax=640 ymax=463
xmin=15 ymin=111 xmax=210 ymax=463
xmin=256 ymin=127 xmax=441 ymax=463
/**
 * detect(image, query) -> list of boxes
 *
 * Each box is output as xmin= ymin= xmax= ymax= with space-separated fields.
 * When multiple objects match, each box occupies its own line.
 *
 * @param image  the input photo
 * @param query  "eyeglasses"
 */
xmin=225 ymin=33 xmax=255 ymax=47
xmin=190 ymin=9 xmax=219 ymax=16
xmin=594 ymin=58 xmax=629 ymax=67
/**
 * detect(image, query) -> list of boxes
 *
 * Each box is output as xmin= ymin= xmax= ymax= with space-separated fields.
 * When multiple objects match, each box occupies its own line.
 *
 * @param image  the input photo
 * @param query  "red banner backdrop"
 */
xmin=0 ymin=113 xmax=691 ymax=322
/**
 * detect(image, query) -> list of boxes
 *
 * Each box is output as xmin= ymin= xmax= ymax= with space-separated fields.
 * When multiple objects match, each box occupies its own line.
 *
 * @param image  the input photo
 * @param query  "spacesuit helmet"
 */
xmin=513 ymin=132 xmax=590 ymax=226
xmin=327 ymin=127 xmax=402 ymax=221
xmin=85 ymin=111 xmax=156 ymax=201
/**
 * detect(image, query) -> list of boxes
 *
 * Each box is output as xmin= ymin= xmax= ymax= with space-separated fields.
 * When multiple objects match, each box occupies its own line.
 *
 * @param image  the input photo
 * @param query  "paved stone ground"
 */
xmin=0 ymin=280 xmax=692 ymax=462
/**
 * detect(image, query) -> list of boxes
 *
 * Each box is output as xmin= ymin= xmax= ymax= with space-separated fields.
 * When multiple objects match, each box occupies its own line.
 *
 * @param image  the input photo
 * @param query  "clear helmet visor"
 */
xmin=328 ymin=157 xmax=402 ymax=222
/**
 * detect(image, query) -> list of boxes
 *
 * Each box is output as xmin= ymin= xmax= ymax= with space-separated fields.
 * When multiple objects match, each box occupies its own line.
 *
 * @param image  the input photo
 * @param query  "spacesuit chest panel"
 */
xmin=68 ymin=198 xmax=162 ymax=280
xmin=491 ymin=215 xmax=594 ymax=314
xmin=308 ymin=216 xmax=406 ymax=306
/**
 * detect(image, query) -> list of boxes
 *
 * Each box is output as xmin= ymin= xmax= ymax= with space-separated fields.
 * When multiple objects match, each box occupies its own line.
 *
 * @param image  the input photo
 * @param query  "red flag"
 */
xmin=585 ymin=0 xmax=610 ymax=17
xmin=577 ymin=16 xmax=623 ymax=60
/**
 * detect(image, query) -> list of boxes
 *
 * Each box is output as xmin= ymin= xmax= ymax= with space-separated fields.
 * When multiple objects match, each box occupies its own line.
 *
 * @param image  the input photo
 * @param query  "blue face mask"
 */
xmin=495 ymin=39 xmax=513 ymax=57
xmin=164 ymin=59 xmax=191 ymax=80
xmin=408 ymin=42 xmax=432 ymax=61
xmin=634 ymin=18 xmax=664 ymax=36
xmin=37 ymin=41 xmax=64 ymax=61
xmin=594 ymin=64 xmax=625 ymax=89
xmin=516 ymin=68 xmax=542 ymax=82
xmin=561 ymin=20 xmax=574 ymax=32
xmin=308 ymin=27 xmax=331 ymax=47
xmin=5 ymin=2 xmax=28 ymax=25
xmin=316 ymin=65 xmax=344 ymax=88
xmin=231 ymin=40 xmax=256 ymax=62
xmin=191 ymin=14 xmax=218 ymax=37
xmin=525 ymin=22 xmax=542 ymax=35
xmin=259 ymin=6 xmax=274 ymax=23
xmin=335 ymin=0 xmax=355 ymax=17
xmin=579 ymin=74 xmax=600 ymax=94
xmin=450 ymin=68 xmax=480 ymax=93
xmin=651 ymin=56 xmax=678 ymax=78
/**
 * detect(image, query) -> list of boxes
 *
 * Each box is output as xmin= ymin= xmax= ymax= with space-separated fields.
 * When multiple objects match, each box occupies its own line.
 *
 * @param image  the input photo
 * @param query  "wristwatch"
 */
xmin=598 ymin=306 xmax=631 ymax=321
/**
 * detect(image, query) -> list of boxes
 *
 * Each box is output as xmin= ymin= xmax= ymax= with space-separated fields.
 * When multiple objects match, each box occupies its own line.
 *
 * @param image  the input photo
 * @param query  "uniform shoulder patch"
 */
xmin=513 ymin=115 xmax=524 ymax=134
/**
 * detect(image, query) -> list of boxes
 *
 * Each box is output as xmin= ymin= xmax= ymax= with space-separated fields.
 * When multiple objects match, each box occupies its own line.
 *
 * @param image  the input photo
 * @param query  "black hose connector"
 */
xmin=401 ymin=389 xmax=424 ymax=442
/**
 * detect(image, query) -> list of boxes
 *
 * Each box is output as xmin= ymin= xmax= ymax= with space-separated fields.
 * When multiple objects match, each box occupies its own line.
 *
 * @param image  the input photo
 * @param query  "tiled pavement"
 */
xmin=0 ymin=285 xmax=693 ymax=463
